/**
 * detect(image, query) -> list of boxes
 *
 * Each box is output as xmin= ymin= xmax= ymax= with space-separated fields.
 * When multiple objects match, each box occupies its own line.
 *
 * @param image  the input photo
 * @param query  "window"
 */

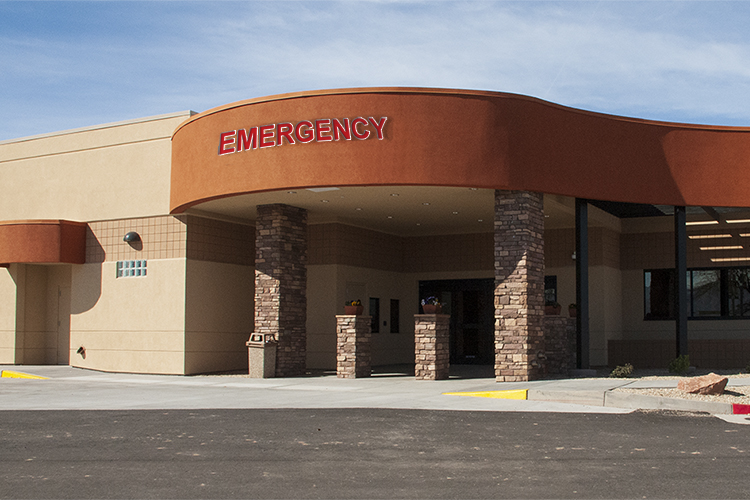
xmin=644 ymin=267 xmax=750 ymax=320
xmin=116 ymin=260 xmax=147 ymax=278
xmin=544 ymin=275 xmax=557 ymax=305
xmin=390 ymin=299 xmax=400 ymax=333
xmin=369 ymin=297 xmax=380 ymax=333
xmin=644 ymin=269 xmax=675 ymax=319
xmin=728 ymin=268 xmax=750 ymax=317
xmin=690 ymin=270 xmax=720 ymax=317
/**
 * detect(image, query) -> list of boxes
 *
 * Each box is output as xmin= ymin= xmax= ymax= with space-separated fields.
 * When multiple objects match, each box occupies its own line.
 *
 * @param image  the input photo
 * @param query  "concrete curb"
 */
xmin=603 ymin=390 xmax=734 ymax=414
xmin=527 ymin=389 xmax=605 ymax=407
xmin=527 ymin=386 xmax=750 ymax=415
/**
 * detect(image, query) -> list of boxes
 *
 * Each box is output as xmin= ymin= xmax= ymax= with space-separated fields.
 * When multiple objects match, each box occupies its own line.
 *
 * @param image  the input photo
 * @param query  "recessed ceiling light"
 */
xmin=686 ymin=220 xmax=719 ymax=226
xmin=287 ymin=191 xmax=297 ymax=194
xmin=390 ymin=193 xmax=399 ymax=197
xmin=688 ymin=234 xmax=732 ymax=239
xmin=422 ymin=202 xmax=430 ymax=206
xmin=355 ymin=207 xmax=363 ymax=211
xmin=452 ymin=211 xmax=459 ymax=215
xmin=416 ymin=223 xmax=421 ymax=226
xmin=321 ymin=199 xmax=329 ymax=203
xmin=699 ymin=245 xmax=743 ymax=251
xmin=469 ymin=188 xmax=478 ymax=191
xmin=478 ymin=219 xmax=483 ymax=223
xmin=387 ymin=215 xmax=393 ymax=219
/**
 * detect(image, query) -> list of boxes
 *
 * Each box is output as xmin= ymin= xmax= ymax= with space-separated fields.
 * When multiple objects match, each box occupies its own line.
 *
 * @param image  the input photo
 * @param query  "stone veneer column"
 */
xmin=336 ymin=315 xmax=372 ymax=378
xmin=414 ymin=314 xmax=450 ymax=380
xmin=494 ymin=190 xmax=545 ymax=382
xmin=254 ymin=204 xmax=308 ymax=377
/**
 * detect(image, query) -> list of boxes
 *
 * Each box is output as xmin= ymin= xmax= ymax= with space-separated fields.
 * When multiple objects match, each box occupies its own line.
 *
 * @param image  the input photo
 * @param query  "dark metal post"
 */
xmin=575 ymin=198 xmax=589 ymax=369
xmin=674 ymin=206 xmax=688 ymax=357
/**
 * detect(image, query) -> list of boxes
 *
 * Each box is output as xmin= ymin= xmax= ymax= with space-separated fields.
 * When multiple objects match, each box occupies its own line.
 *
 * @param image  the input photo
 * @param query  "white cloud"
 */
xmin=2 ymin=1 xmax=750 ymax=140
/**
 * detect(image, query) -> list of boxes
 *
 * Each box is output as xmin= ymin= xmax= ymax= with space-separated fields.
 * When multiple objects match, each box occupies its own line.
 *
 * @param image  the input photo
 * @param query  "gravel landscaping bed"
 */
xmin=610 ymin=369 xmax=750 ymax=405
xmin=617 ymin=369 xmax=750 ymax=380
xmin=616 ymin=386 xmax=750 ymax=405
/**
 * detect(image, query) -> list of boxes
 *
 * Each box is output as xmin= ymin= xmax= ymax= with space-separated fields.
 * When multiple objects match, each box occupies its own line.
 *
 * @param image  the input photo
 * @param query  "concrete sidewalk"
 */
xmin=1 ymin=365 xmax=748 ymax=421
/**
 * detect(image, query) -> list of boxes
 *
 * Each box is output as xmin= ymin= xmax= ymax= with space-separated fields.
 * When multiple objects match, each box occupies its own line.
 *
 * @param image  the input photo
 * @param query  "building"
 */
xmin=2 ymin=87 xmax=750 ymax=380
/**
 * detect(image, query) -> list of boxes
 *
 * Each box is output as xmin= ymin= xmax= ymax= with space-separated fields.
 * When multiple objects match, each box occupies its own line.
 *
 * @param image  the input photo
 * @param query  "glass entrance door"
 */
xmin=418 ymin=278 xmax=494 ymax=365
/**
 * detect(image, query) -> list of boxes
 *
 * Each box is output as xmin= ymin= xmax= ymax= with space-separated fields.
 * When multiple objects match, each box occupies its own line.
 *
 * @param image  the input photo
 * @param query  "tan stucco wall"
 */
xmin=46 ymin=266 xmax=72 ymax=365
xmin=546 ymin=262 xmax=622 ymax=367
xmin=184 ymin=259 xmax=254 ymax=374
xmin=70 ymin=259 xmax=187 ymax=374
xmin=307 ymin=265 xmax=339 ymax=369
xmin=0 ymin=112 xmax=191 ymax=222
xmin=0 ymin=266 xmax=18 ymax=363
xmin=13 ymin=264 xmax=73 ymax=365
xmin=589 ymin=266 xmax=622 ymax=366
xmin=18 ymin=264 xmax=47 ymax=365
xmin=307 ymin=266 xmax=497 ymax=370
xmin=360 ymin=268 xmax=415 ymax=367
xmin=307 ymin=264 xmax=417 ymax=369
xmin=546 ymin=266 xmax=576 ymax=314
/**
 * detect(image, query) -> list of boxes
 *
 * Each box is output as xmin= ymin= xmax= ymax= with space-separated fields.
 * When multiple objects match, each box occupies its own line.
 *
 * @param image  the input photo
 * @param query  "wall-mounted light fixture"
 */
xmin=123 ymin=231 xmax=141 ymax=243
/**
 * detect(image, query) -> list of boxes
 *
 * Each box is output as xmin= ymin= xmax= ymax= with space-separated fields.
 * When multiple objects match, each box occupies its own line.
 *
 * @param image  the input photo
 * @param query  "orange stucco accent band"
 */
xmin=0 ymin=220 xmax=87 ymax=265
xmin=170 ymin=87 xmax=750 ymax=213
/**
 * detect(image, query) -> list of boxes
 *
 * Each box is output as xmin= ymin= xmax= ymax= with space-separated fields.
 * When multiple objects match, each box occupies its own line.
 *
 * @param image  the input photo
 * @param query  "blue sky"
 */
xmin=2 ymin=1 xmax=750 ymax=141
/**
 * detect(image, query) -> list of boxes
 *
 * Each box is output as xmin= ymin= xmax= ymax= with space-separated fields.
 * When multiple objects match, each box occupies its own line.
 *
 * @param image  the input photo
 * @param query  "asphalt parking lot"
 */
xmin=2 ymin=408 xmax=749 ymax=499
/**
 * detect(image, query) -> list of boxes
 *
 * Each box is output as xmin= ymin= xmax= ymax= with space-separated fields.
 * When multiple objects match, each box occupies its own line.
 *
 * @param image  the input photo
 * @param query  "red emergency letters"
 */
xmin=219 ymin=116 xmax=387 ymax=155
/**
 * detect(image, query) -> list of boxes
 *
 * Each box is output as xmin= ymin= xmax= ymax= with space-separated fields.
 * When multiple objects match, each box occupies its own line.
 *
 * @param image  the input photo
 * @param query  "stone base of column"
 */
xmin=544 ymin=316 xmax=576 ymax=376
xmin=495 ymin=365 xmax=535 ymax=382
xmin=336 ymin=315 xmax=372 ymax=378
xmin=414 ymin=314 xmax=450 ymax=380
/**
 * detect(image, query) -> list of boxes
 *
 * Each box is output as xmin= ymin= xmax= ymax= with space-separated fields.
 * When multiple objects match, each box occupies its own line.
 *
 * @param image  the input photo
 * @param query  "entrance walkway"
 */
xmin=1 ymin=364 xmax=625 ymax=413
xmin=3 ymin=365 xmax=749 ymax=425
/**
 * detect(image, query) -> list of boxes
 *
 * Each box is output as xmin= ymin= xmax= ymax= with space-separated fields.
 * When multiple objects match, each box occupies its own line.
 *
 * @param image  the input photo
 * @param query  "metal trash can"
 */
xmin=246 ymin=333 xmax=277 ymax=378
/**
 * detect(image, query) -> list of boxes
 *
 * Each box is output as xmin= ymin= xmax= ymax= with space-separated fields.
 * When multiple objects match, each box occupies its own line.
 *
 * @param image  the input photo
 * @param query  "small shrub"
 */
xmin=668 ymin=354 xmax=690 ymax=375
xmin=610 ymin=363 xmax=634 ymax=378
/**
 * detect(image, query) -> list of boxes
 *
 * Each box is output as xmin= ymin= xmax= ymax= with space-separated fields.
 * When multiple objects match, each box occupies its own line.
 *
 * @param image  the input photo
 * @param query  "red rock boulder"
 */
xmin=677 ymin=373 xmax=728 ymax=395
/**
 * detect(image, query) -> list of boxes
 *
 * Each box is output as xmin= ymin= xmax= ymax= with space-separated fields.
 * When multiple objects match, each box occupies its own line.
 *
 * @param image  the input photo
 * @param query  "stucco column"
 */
xmin=494 ymin=190 xmax=545 ymax=382
xmin=414 ymin=314 xmax=450 ymax=380
xmin=254 ymin=204 xmax=308 ymax=377
xmin=336 ymin=315 xmax=372 ymax=378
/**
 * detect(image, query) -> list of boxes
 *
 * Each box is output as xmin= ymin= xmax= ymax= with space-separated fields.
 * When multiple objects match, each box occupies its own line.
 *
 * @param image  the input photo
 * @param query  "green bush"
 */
xmin=668 ymin=355 xmax=690 ymax=375
xmin=610 ymin=363 xmax=634 ymax=378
